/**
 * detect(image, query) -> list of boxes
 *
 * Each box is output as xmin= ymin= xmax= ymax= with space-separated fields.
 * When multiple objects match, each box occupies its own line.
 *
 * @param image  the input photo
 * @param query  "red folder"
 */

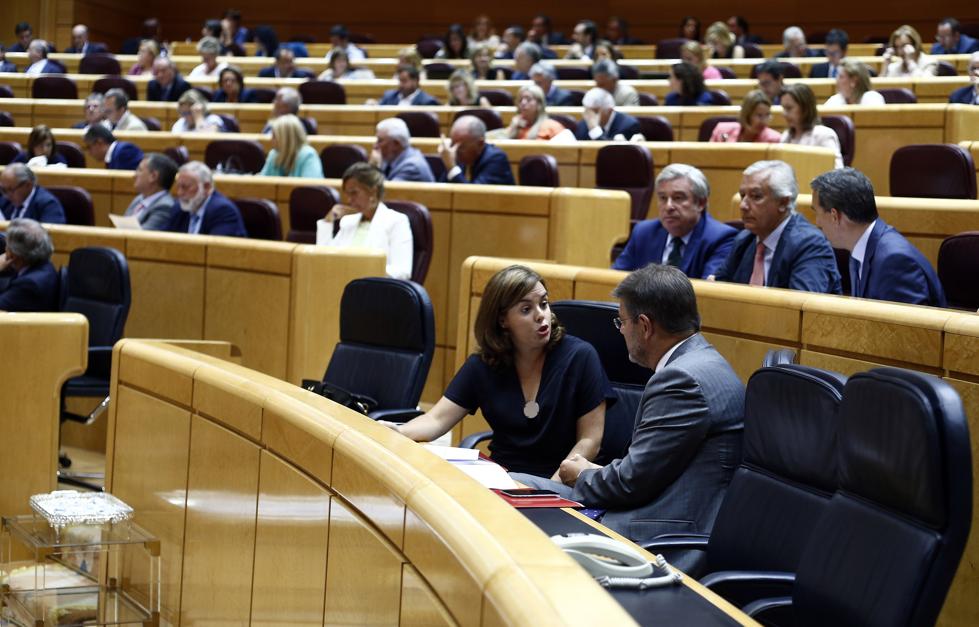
xmin=492 ymin=489 xmax=583 ymax=509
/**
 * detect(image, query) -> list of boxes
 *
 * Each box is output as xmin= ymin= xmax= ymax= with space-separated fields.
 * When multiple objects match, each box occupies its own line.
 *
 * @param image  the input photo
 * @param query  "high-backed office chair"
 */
xmin=0 ymin=112 xmax=13 ymax=127
xmin=191 ymin=86 xmax=213 ymax=101
xmin=889 ymin=144 xmax=977 ymax=200
xmin=645 ymin=364 xmax=846 ymax=593
xmin=55 ymin=141 xmax=86 ymax=168
xmin=0 ymin=86 xmax=15 ymax=98
xmin=287 ymin=186 xmax=340 ymax=243
xmin=707 ymin=90 xmax=732 ymax=106
xmin=637 ymin=116 xmax=674 ymax=142
xmin=655 ymin=38 xmax=688 ymax=59
xmin=750 ymin=62 xmax=801 ymax=79
xmin=300 ymin=117 xmax=318 ymax=136
xmin=416 ymin=38 xmax=442 ymax=58
xmin=742 ymin=43 xmax=764 ymax=58
xmin=0 ymin=141 xmax=21 ymax=165
xmin=316 ymin=278 xmax=435 ymax=421
xmin=204 ymin=138 xmax=265 ymax=174
xmin=936 ymin=61 xmax=958 ymax=76
xmin=140 ymin=116 xmax=162 ymax=131
xmin=453 ymin=108 xmax=503 ymax=131
xmin=762 ymin=348 xmax=797 ymax=367
xmin=92 ymin=76 xmax=137 ymax=100
xmin=233 ymin=197 xmax=282 ymax=240
xmin=479 ymin=89 xmax=514 ymax=106
xmin=216 ymin=114 xmax=240 ymax=133
xmin=78 ymin=53 xmax=121 ymax=75
xmin=548 ymin=114 xmax=577 ymax=130
xmin=618 ymin=64 xmax=639 ymax=79
xmin=637 ymin=92 xmax=659 ymax=106
xmin=938 ymin=231 xmax=979 ymax=310
xmin=424 ymin=154 xmax=446 ymax=181
xmin=250 ymin=88 xmax=276 ymax=104
xmin=518 ymin=155 xmax=560 ymax=188
xmin=697 ymin=116 xmax=738 ymax=142
xmin=878 ymin=87 xmax=917 ymax=104
xmin=32 ymin=76 xmax=78 ymax=100
xmin=320 ymin=144 xmax=368 ymax=179
xmin=385 ymin=200 xmax=433 ymax=284
xmin=715 ymin=66 xmax=737 ymax=79
xmin=47 ymin=186 xmax=95 ymax=226
xmin=423 ymin=62 xmax=454 ymax=80
xmin=396 ymin=111 xmax=441 ymax=138
xmin=299 ymin=80 xmax=346 ymax=105
xmin=595 ymin=144 xmax=655 ymax=224
xmin=164 ymin=146 xmax=189 ymax=166
xmin=821 ymin=114 xmax=855 ymax=167
xmin=744 ymin=368 xmax=972 ymax=627
xmin=557 ymin=67 xmax=590 ymax=80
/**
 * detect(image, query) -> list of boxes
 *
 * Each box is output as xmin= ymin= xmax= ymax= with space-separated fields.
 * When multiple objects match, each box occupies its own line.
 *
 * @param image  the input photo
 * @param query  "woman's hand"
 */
xmin=190 ymin=102 xmax=206 ymax=124
xmin=327 ymin=203 xmax=357 ymax=222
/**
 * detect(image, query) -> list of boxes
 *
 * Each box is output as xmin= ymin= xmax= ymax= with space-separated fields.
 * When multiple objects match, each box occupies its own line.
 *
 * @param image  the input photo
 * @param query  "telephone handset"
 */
xmin=550 ymin=533 xmax=683 ymax=589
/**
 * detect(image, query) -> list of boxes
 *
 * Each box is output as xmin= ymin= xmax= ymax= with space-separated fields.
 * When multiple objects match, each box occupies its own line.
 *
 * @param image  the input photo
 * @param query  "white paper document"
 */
xmin=109 ymin=214 xmax=142 ymax=230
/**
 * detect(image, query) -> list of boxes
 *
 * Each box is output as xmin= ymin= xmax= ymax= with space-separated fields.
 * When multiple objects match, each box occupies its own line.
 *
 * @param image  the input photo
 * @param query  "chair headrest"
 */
xmin=339 ymin=278 xmax=432 ymax=352
xmin=65 ymin=247 xmax=130 ymax=305
xmin=551 ymin=300 xmax=650 ymax=385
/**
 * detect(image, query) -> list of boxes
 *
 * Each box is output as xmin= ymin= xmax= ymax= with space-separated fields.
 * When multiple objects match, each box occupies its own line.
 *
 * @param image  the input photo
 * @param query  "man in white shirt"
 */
xmin=326 ymin=25 xmax=365 ymax=62
xmin=24 ymin=40 xmax=58 ymax=75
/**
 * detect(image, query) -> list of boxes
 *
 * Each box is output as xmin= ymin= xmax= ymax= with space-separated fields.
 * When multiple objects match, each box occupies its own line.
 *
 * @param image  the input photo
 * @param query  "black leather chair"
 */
xmin=565 ymin=90 xmax=585 ymax=106
xmin=655 ymin=38 xmax=688 ymax=59
xmin=320 ymin=144 xmax=368 ymax=179
xmin=164 ymin=145 xmax=189 ymax=166
xmin=32 ymin=76 xmax=78 ymax=100
xmin=299 ymin=80 xmax=346 ymax=105
xmin=557 ymin=67 xmax=590 ymax=80
xmin=316 ymin=278 xmax=435 ymax=421
xmin=56 ymin=141 xmax=86 ymax=168
xmin=878 ymin=87 xmax=917 ymax=104
xmin=385 ymin=200 xmax=433 ymax=284
xmin=821 ymin=114 xmax=855 ymax=167
xmin=47 ymin=186 xmax=95 ymax=226
xmin=141 ymin=116 xmax=162 ymax=131
xmin=518 ymin=154 xmax=560 ymax=187
xmin=204 ymin=139 xmax=266 ymax=174
xmin=479 ymin=89 xmax=513 ymax=106
xmin=744 ymin=368 xmax=972 ymax=627
xmin=938 ymin=231 xmax=979 ymax=310
xmin=715 ymin=66 xmax=737 ymax=79
xmin=423 ymin=62 xmax=454 ymax=80
xmin=548 ymin=114 xmax=577 ymax=130
xmin=707 ymin=90 xmax=732 ymax=106
xmin=250 ymin=88 xmax=276 ymax=104
xmin=191 ymin=86 xmax=213 ymax=101
xmin=762 ymin=348 xmax=797 ymax=367
xmin=78 ymin=53 xmax=121 ymax=75
xmin=92 ymin=76 xmax=138 ymax=100
xmin=637 ymin=92 xmax=659 ymax=106
xmin=453 ymin=108 xmax=503 ymax=131
xmin=936 ymin=61 xmax=958 ymax=76
xmin=750 ymin=62 xmax=801 ymax=79
xmin=595 ymin=144 xmax=654 ymax=224
xmin=618 ymin=64 xmax=639 ymax=79
xmin=233 ymin=197 xmax=282 ymax=240
xmin=216 ymin=113 xmax=240 ymax=133
xmin=0 ymin=141 xmax=21 ymax=165
xmin=889 ymin=144 xmax=977 ymax=200
xmin=0 ymin=112 xmax=13 ymax=127
xmin=424 ymin=154 xmax=446 ymax=181
xmin=0 ymin=85 xmax=14 ymax=98
xmin=287 ymin=186 xmax=340 ymax=243
xmin=698 ymin=116 xmax=738 ymax=142
xmin=396 ymin=111 xmax=441 ymax=138
xmin=637 ymin=115 xmax=674 ymax=142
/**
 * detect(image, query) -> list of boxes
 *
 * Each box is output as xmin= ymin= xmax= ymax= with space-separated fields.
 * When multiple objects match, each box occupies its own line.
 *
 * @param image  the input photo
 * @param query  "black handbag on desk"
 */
xmin=301 ymin=379 xmax=378 ymax=416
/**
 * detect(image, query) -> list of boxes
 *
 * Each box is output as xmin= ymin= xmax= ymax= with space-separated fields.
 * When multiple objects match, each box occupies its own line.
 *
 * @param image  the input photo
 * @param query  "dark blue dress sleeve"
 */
xmin=443 ymin=354 xmax=483 ymax=413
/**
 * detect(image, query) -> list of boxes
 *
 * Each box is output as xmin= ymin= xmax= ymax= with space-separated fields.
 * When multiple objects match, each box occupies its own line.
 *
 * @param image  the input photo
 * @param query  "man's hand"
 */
xmin=368 ymin=147 xmax=382 ymax=167
xmin=438 ymin=134 xmax=457 ymax=170
xmin=583 ymin=107 xmax=601 ymax=131
xmin=0 ymin=253 xmax=12 ymax=273
xmin=558 ymin=453 xmax=600 ymax=486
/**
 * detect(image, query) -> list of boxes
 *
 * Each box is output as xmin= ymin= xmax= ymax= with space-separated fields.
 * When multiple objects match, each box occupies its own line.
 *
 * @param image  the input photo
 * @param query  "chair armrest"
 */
xmin=742 ymin=595 xmax=794 ymax=624
xmin=640 ymin=534 xmax=709 ymax=552
xmin=459 ymin=430 xmax=493 ymax=449
xmin=700 ymin=571 xmax=795 ymax=609
xmin=368 ymin=408 xmax=423 ymax=423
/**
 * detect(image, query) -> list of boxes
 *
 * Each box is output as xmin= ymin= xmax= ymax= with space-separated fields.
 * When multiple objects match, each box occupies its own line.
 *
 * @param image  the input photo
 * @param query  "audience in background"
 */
xmin=0 ymin=164 xmax=66 ymax=223
xmin=810 ymin=29 xmax=848 ymax=78
xmin=259 ymin=114 xmax=323 ymax=178
xmin=574 ymin=87 xmax=641 ymax=140
xmin=128 ymin=39 xmax=159 ymax=76
xmin=665 ymin=62 xmax=712 ymax=106
xmin=171 ymin=90 xmax=225 ymax=133
xmin=148 ymin=57 xmax=192 ymax=102
xmin=592 ymin=41 xmax=622 ymax=63
xmin=436 ymin=24 xmax=469 ymax=59
xmin=72 ymin=93 xmax=106 ymax=130
xmin=614 ymin=164 xmax=737 ymax=277
xmin=705 ymin=21 xmax=744 ymax=59
xmin=164 ymin=161 xmax=247 ymax=236
xmin=710 ymin=90 xmax=781 ymax=143
xmin=395 ymin=46 xmax=426 ymax=80
xmin=124 ymin=153 xmax=179 ymax=230
xmin=318 ymin=49 xmax=375 ymax=80
xmin=825 ymin=59 xmax=885 ymax=106
xmin=567 ymin=20 xmax=599 ymax=59
xmin=811 ymin=168 xmax=945 ymax=306
xmin=0 ymin=219 xmax=59 ymax=312
xmin=12 ymin=125 xmax=68 ymax=167
xmin=495 ymin=25 xmax=526 ymax=60
xmin=606 ymin=16 xmax=642 ymax=45
xmin=260 ymin=48 xmax=314 ymax=79
xmin=189 ymin=37 xmax=225 ymax=78
xmin=931 ymin=17 xmax=979 ymax=54
xmin=24 ymin=40 xmax=59 ymax=75
xmin=9 ymin=22 xmax=34 ymax=53
xmin=727 ymin=16 xmax=762 ymax=45
xmin=529 ymin=14 xmax=569 ymax=47
xmin=755 ymin=60 xmax=785 ymax=105
xmin=713 ymin=160 xmax=841 ymax=293
xmin=385 ymin=264 xmax=612 ymax=478
xmin=378 ymin=65 xmax=439 ymax=105
xmin=64 ymin=24 xmax=106 ymax=55
xmin=370 ymin=118 xmax=435 ymax=183
xmin=531 ymin=62 xmax=575 ymax=106
xmin=103 ymin=89 xmax=147 ymax=132
xmin=0 ymin=45 xmax=15 ymax=73
xmin=680 ymin=16 xmax=701 ymax=41
xmin=592 ymin=59 xmax=639 ymax=106
xmin=252 ymin=25 xmax=279 ymax=57
xmin=681 ymin=41 xmax=722 ymax=80
xmin=316 ymin=162 xmax=413 ymax=279
xmin=447 ymin=69 xmax=490 ymax=107
xmin=326 ymin=25 xmax=366 ymax=62
xmin=502 ymin=85 xmax=572 ymax=140
xmin=262 ymin=87 xmax=303 ymax=133
xmin=83 ymin=125 xmax=144 ymax=170
xmin=469 ymin=14 xmax=500 ymax=50
xmin=440 ymin=116 xmax=515 ymax=185
xmin=512 ymin=42 xmax=543 ymax=80
xmin=213 ymin=65 xmax=257 ymax=103
xmin=224 ymin=9 xmax=249 ymax=46
xmin=949 ymin=51 xmax=979 ymax=105
xmin=779 ymin=83 xmax=844 ymax=169
xmin=883 ymin=25 xmax=938 ymax=77
xmin=776 ymin=26 xmax=819 ymax=58
xmin=470 ymin=45 xmax=504 ymax=80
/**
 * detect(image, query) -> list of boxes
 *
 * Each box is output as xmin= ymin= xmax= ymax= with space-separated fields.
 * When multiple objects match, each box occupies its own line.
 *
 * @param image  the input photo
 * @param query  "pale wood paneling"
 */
xmin=400 ymin=565 xmax=457 ymax=627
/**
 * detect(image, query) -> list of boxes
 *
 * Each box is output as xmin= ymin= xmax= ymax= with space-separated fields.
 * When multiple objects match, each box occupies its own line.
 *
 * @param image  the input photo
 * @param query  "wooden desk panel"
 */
xmin=400 ymin=564 xmax=457 ymax=627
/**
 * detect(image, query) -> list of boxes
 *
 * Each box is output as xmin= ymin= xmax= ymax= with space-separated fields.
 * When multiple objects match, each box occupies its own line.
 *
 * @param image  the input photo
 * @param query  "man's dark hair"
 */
xmin=756 ymin=60 xmax=784 ymax=79
xmin=578 ymin=20 xmax=599 ymax=43
xmin=825 ymin=28 xmax=849 ymax=51
xmin=732 ymin=16 xmax=750 ymax=34
xmin=83 ymin=124 xmax=115 ymax=145
xmin=224 ymin=9 xmax=242 ymax=22
xmin=505 ymin=25 xmax=527 ymax=42
xmin=15 ymin=22 xmax=31 ymax=36
xmin=940 ymin=17 xmax=961 ymax=33
xmin=811 ymin=167 xmax=878 ymax=224
xmin=397 ymin=63 xmax=420 ymax=80
xmin=613 ymin=264 xmax=701 ymax=335
xmin=534 ymin=15 xmax=553 ymax=30
xmin=330 ymin=24 xmax=349 ymax=39
xmin=202 ymin=19 xmax=222 ymax=39
xmin=145 ymin=152 xmax=179 ymax=190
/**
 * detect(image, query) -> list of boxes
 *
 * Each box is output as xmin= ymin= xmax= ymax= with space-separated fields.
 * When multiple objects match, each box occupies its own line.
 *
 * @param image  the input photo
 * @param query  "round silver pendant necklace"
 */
xmin=523 ymin=399 xmax=540 ymax=419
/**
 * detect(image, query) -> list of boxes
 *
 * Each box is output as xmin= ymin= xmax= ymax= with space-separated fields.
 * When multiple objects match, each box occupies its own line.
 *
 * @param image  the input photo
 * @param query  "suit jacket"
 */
xmin=315 ymin=202 xmax=413 ymax=279
xmin=111 ymin=111 xmax=147 ymax=131
xmin=107 ymin=142 xmax=144 ymax=170
xmin=572 ymin=334 xmax=745 ymax=571
xmin=949 ymin=85 xmax=977 ymax=105
xmin=64 ymin=43 xmax=107 ymax=54
xmin=716 ymin=212 xmax=842 ymax=294
xmin=124 ymin=192 xmax=175 ymax=230
xmin=213 ymin=88 xmax=258 ymax=103
xmin=931 ymin=33 xmax=979 ymax=54
xmin=546 ymin=85 xmax=575 ymax=106
xmin=164 ymin=191 xmax=247 ymax=237
xmin=0 ymin=61 xmax=16 ymax=72
xmin=0 ymin=186 xmax=66 ymax=223
xmin=441 ymin=144 xmax=515 ymax=185
xmin=0 ymin=262 xmax=59 ymax=312
xmin=613 ymin=213 xmax=737 ymax=278
xmin=25 ymin=60 xmax=62 ymax=74
xmin=378 ymin=89 xmax=440 ymax=106
xmin=809 ymin=62 xmax=837 ymax=78
xmin=573 ymin=111 xmax=641 ymax=141
xmin=257 ymin=66 xmax=315 ymax=79
xmin=384 ymin=146 xmax=435 ymax=183
xmin=855 ymin=219 xmax=946 ymax=307
xmin=147 ymin=75 xmax=192 ymax=102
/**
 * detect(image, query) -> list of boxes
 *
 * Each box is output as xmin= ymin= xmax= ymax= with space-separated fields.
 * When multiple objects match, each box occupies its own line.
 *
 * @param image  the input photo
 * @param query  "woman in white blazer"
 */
xmin=316 ymin=162 xmax=414 ymax=280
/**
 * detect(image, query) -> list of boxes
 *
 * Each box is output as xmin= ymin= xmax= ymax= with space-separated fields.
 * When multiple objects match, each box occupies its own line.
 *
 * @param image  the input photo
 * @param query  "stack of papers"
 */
xmin=423 ymin=445 xmax=517 ymax=489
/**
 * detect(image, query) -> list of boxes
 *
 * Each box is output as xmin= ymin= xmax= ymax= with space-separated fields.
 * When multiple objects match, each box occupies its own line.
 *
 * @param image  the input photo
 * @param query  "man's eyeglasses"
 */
xmin=613 ymin=315 xmax=637 ymax=330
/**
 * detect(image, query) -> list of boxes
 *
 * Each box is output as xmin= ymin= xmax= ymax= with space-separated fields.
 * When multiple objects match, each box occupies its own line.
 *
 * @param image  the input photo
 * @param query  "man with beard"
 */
xmin=164 ymin=161 xmax=246 ymax=237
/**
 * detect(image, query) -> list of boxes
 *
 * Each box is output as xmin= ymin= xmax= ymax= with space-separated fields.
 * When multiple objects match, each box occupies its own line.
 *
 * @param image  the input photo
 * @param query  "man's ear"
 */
xmin=637 ymin=313 xmax=654 ymax=339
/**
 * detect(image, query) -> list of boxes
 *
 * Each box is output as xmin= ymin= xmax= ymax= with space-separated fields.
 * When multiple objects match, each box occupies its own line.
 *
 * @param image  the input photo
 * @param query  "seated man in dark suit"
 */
xmin=370 ymin=118 xmax=435 ymax=183
xmin=774 ymin=26 xmax=820 ymax=58
xmin=24 ymin=39 xmax=62 ymax=74
xmin=83 ymin=124 xmax=143 ymax=171
xmin=258 ymin=48 xmax=315 ymax=79
xmin=614 ymin=164 xmax=737 ymax=278
xmin=164 ymin=161 xmax=247 ymax=237
xmin=931 ymin=18 xmax=979 ymax=54
xmin=71 ymin=92 xmax=107 ymax=130
xmin=511 ymin=42 xmax=542 ymax=80
xmin=530 ymin=62 xmax=574 ymax=106
xmin=0 ymin=164 xmax=66 ymax=223
xmin=64 ymin=24 xmax=107 ymax=55
xmin=514 ymin=264 xmax=745 ymax=572
xmin=713 ymin=160 xmax=841 ymax=294
xmin=949 ymin=52 xmax=979 ymax=105
xmin=438 ymin=116 xmax=515 ymax=185
xmin=0 ymin=218 xmax=60 ymax=312
xmin=573 ymin=87 xmax=641 ymax=141
xmin=811 ymin=168 xmax=945 ymax=306
xmin=0 ymin=44 xmax=16 ymax=72
xmin=378 ymin=65 xmax=439 ymax=106
xmin=809 ymin=29 xmax=848 ymax=78
xmin=147 ymin=57 xmax=192 ymax=102
xmin=8 ymin=22 xmax=33 ymax=53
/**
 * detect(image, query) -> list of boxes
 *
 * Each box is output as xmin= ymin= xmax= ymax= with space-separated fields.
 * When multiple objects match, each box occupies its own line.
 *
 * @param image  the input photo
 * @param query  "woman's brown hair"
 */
xmin=781 ymin=82 xmax=820 ymax=131
xmin=27 ymin=124 xmax=57 ymax=159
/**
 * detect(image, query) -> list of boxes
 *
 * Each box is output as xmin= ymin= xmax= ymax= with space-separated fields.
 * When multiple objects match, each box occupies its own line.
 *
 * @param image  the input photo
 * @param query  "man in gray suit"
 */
xmin=369 ymin=118 xmax=435 ymax=183
xmin=517 ymin=264 xmax=744 ymax=572
xmin=123 ymin=153 xmax=179 ymax=230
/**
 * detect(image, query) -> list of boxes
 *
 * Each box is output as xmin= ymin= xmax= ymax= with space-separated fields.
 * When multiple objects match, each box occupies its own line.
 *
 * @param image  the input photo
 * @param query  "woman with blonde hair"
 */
xmin=779 ymin=83 xmax=843 ymax=168
xmin=882 ymin=25 xmax=937 ymax=77
xmin=709 ymin=90 xmax=780 ymax=143
xmin=447 ymin=69 xmax=490 ymax=106
xmin=705 ymin=21 xmax=744 ymax=59
xmin=259 ymin=114 xmax=323 ymax=178
xmin=825 ymin=59 xmax=885 ymax=105
xmin=396 ymin=46 xmax=426 ymax=80
xmin=128 ymin=39 xmax=158 ymax=76
xmin=504 ymin=85 xmax=572 ymax=140
xmin=171 ymin=89 xmax=225 ymax=133
xmin=680 ymin=40 xmax=721 ymax=80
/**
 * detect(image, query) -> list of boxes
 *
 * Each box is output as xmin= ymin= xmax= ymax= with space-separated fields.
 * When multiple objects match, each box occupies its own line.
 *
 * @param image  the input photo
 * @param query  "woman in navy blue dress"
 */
xmin=384 ymin=265 xmax=615 ymax=479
